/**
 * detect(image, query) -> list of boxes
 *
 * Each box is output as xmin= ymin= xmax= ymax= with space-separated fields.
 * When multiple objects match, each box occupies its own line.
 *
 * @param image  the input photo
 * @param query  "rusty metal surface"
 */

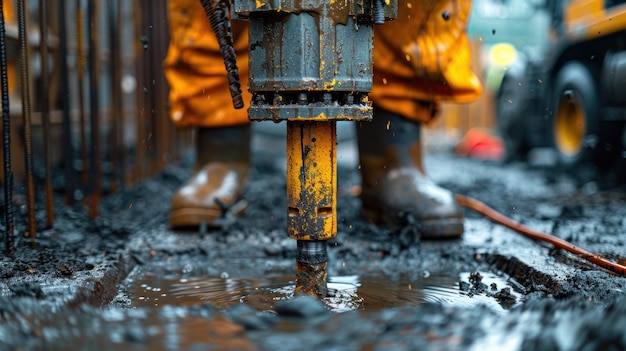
xmin=0 ymin=0 xmax=190 ymax=252
xmin=134 ymin=0 xmax=172 ymax=182
xmin=287 ymin=121 xmax=337 ymax=241
xmin=87 ymin=0 xmax=101 ymax=218
xmin=76 ymin=0 xmax=88 ymax=191
xmin=39 ymin=0 xmax=54 ymax=227
xmin=201 ymin=0 xmax=244 ymax=109
xmin=295 ymin=261 xmax=329 ymax=298
xmin=17 ymin=0 xmax=36 ymax=239
xmin=1 ymin=0 xmax=15 ymax=256
xmin=58 ymin=0 xmax=76 ymax=206
xmin=108 ymin=0 xmax=121 ymax=192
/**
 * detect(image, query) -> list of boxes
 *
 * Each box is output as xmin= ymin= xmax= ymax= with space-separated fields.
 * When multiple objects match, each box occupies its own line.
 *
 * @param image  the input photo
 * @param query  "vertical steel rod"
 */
xmin=134 ymin=0 xmax=146 ymax=183
xmin=76 ymin=0 xmax=88 ymax=190
xmin=17 ymin=0 xmax=37 ymax=239
xmin=59 ymin=0 xmax=76 ymax=205
xmin=1 ymin=0 xmax=15 ymax=256
xmin=154 ymin=1 xmax=167 ymax=172
xmin=107 ymin=0 xmax=118 ymax=192
xmin=39 ymin=0 xmax=54 ymax=227
xmin=117 ymin=0 xmax=129 ymax=187
xmin=113 ymin=0 xmax=126 ymax=189
xmin=87 ymin=0 xmax=101 ymax=218
xmin=146 ymin=2 xmax=157 ymax=175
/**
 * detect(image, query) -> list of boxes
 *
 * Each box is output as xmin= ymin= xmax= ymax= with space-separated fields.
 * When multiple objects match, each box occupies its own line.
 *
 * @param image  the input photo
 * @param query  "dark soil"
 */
xmin=1 ymin=131 xmax=626 ymax=350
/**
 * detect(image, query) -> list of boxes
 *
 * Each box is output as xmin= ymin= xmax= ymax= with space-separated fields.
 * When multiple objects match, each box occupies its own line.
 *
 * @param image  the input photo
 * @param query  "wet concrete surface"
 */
xmin=1 ymin=128 xmax=626 ymax=350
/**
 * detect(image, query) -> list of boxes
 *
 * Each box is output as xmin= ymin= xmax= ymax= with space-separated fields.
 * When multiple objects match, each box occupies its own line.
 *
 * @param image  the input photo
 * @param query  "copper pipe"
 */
xmin=39 ymin=0 xmax=54 ymax=227
xmin=456 ymin=194 xmax=626 ymax=276
xmin=58 ymin=0 xmax=76 ymax=205
xmin=17 ymin=0 xmax=37 ymax=239
xmin=0 ymin=0 xmax=15 ymax=256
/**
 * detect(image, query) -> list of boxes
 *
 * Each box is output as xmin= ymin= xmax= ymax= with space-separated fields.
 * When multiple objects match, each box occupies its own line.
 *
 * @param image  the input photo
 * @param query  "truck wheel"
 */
xmin=550 ymin=62 xmax=599 ymax=166
xmin=496 ymin=75 xmax=529 ymax=162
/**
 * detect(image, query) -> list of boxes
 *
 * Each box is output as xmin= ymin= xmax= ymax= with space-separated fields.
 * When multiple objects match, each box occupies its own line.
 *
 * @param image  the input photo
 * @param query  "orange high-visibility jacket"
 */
xmin=164 ymin=0 xmax=481 ymax=128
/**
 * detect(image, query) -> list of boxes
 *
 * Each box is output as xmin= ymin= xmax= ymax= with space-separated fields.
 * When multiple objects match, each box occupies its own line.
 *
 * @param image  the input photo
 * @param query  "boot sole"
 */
xmin=170 ymin=200 xmax=248 ymax=229
xmin=361 ymin=207 xmax=463 ymax=239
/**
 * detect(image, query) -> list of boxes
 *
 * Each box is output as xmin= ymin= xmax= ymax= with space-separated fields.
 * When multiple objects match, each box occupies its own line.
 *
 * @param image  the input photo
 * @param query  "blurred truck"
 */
xmin=495 ymin=0 xmax=626 ymax=169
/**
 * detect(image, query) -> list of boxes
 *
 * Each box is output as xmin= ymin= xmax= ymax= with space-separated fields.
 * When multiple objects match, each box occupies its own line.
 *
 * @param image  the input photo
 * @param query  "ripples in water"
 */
xmin=128 ymin=263 xmax=521 ymax=313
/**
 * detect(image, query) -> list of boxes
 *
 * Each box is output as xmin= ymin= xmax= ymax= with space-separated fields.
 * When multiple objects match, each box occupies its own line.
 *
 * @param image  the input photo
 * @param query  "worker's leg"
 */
xmin=361 ymin=0 xmax=480 ymax=238
xmin=357 ymin=106 xmax=464 ymax=238
xmin=165 ymin=0 xmax=251 ymax=228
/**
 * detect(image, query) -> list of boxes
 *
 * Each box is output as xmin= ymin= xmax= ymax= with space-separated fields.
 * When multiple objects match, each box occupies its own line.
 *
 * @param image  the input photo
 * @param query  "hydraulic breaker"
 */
xmin=202 ymin=0 xmax=397 ymax=297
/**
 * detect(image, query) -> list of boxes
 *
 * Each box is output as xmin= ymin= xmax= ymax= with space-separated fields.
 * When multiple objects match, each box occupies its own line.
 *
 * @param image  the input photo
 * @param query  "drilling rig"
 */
xmin=201 ymin=0 xmax=397 ymax=296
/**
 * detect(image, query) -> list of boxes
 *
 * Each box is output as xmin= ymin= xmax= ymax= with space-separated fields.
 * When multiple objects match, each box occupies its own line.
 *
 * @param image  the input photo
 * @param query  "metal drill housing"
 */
xmin=233 ymin=0 xmax=397 ymax=122
xmin=231 ymin=0 xmax=396 ymax=243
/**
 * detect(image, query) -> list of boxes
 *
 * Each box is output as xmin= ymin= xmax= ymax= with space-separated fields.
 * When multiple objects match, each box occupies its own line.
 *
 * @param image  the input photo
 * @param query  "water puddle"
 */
xmin=125 ymin=260 xmax=522 ymax=313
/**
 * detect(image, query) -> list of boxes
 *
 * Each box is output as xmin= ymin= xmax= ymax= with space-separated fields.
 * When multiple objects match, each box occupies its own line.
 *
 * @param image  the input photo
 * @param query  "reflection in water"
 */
xmin=158 ymin=314 xmax=255 ymax=351
xmin=128 ymin=263 xmax=521 ymax=313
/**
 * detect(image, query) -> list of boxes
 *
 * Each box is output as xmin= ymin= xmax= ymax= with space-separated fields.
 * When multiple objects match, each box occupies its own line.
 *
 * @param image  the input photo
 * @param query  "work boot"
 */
xmin=170 ymin=125 xmax=251 ymax=228
xmin=357 ymin=108 xmax=463 ymax=238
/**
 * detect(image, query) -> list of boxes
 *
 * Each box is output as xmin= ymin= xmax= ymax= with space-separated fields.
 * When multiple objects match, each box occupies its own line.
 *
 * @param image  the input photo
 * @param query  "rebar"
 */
xmin=59 ymin=0 xmax=76 ymax=205
xmin=147 ymin=1 xmax=158 ymax=174
xmin=134 ymin=0 xmax=147 ymax=183
xmin=1 ymin=0 xmax=15 ymax=256
xmin=39 ymin=0 xmax=54 ymax=227
xmin=76 ymin=0 xmax=88 ymax=190
xmin=108 ymin=0 xmax=120 ymax=192
xmin=154 ymin=1 xmax=170 ymax=173
xmin=17 ymin=0 xmax=37 ymax=239
xmin=117 ymin=0 xmax=129 ymax=186
xmin=200 ymin=0 xmax=243 ymax=109
xmin=87 ymin=0 xmax=101 ymax=218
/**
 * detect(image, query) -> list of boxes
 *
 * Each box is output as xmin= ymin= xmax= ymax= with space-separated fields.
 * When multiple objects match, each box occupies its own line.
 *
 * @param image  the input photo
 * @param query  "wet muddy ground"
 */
xmin=1 ymin=126 xmax=626 ymax=350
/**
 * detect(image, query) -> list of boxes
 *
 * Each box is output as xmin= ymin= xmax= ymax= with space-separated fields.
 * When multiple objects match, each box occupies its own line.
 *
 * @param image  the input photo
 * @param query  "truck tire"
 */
xmin=496 ymin=74 xmax=529 ymax=162
xmin=550 ymin=62 xmax=599 ymax=167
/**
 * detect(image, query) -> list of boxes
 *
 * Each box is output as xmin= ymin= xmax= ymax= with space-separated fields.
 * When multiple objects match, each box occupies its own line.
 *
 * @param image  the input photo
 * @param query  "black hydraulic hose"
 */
xmin=17 ymin=0 xmax=37 ymax=239
xmin=40 ymin=0 xmax=54 ymax=227
xmin=58 ymin=0 xmax=76 ymax=206
xmin=199 ymin=0 xmax=244 ymax=109
xmin=0 ymin=0 xmax=15 ymax=256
